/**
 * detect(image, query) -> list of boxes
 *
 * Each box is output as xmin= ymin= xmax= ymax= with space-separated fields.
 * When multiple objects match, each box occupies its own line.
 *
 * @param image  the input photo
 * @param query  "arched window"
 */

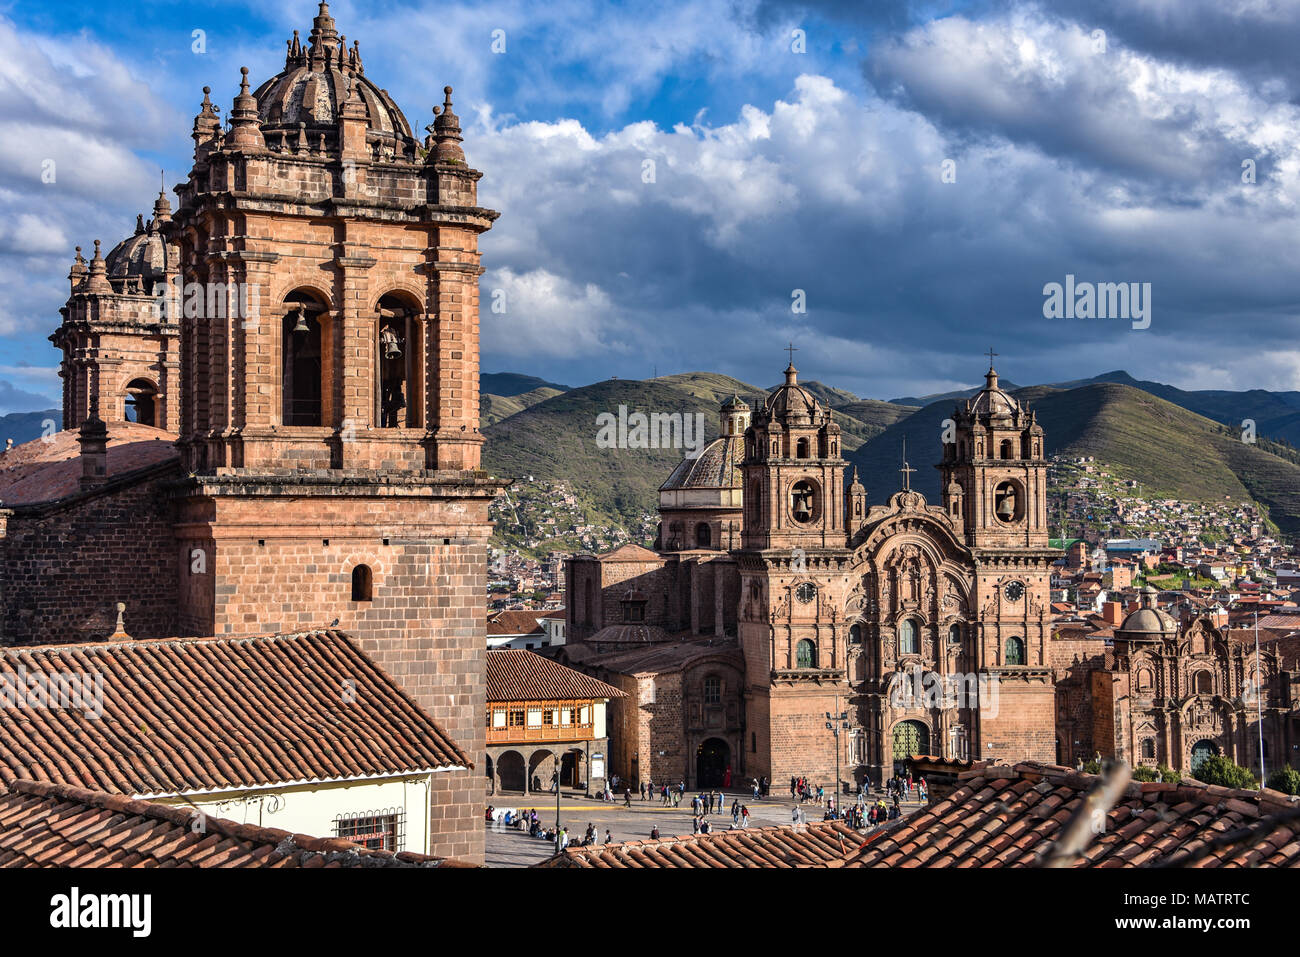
xmin=695 ymin=522 xmax=712 ymax=548
xmin=1004 ymin=636 xmax=1025 ymax=665
xmin=796 ymin=639 xmax=816 ymax=669
xmin=899 ymin=619 xmax=919 ymax=656
xmin=375 ymin=293 xmax=422 ymax=428
xmin=703 ymin=675 xmax=721 ymax=704
xmin=282 ymin=292 xmax=326 ymax=426
xmin=1021 ymin=434 xmax=1032 ymax=459
xmin=999 ymin=439 xmax=1013 ymax=460
xmin=948 ymin=623 xmax=962 ymax=645
xmin=1140 ymin=738 xmax=1155 ymax=760
xmin=351 ymin=564 xmax=373 ymax=602
xmin=849 ymin=623 xmax=862 ymax=644
xmin=124 ymin=378 xmax=158 ymax=427
xmin=1136 ymin=668 xmax=1153 ymax=691
xmin=796 ymin=437 xmax=810 ymax=459
xmin=1194 ymin=671 xmax=1213 ymax=694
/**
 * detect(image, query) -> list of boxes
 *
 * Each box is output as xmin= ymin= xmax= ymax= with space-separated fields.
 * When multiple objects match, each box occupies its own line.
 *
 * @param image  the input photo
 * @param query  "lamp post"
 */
xmin=554 ymin=755 xmax=562 ymax=856
xmin=825 ymin=693 xmax=849 ymax=815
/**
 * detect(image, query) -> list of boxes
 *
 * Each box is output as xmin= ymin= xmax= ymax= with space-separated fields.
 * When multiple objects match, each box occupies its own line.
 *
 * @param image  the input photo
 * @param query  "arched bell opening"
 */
xmin=124 ymin=378 xmax=158 ymax=427
xmin=375 ymin=293 xmax=422 ymax=429
xmin=282 ymin=290 xmax=329 ymax=427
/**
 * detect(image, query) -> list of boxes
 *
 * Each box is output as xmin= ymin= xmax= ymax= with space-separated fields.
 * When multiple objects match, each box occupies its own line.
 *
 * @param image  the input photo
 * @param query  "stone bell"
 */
xmin=291 ymin=304 xmax=310 ymax=335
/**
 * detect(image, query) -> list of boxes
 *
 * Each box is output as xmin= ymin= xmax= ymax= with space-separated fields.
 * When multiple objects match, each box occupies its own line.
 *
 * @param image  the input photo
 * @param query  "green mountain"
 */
xmin=846 ymin=383 xmax=1300 ymax=538
xmin=481 ymin=372 xmax=570 ymax=396
xmin=483 ymin=378 xmax=726 ymax=527
xmin=481 ymin=386 xmax=565 ymax=426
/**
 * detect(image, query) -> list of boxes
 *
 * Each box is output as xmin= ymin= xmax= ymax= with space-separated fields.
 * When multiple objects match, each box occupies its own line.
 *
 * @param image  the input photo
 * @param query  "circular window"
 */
xmin=796 ymin=582 xmax=817 ymax=604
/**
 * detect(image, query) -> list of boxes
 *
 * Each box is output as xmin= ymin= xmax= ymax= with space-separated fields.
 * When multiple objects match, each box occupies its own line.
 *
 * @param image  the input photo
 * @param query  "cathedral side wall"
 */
xmin=1 ymin=470 xmax=180 ymax=643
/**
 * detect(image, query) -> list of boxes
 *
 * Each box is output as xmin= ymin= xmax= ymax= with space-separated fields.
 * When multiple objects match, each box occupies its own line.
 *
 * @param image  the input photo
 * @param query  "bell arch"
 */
xmin=374 ymin=290 xmax=423 ymax=428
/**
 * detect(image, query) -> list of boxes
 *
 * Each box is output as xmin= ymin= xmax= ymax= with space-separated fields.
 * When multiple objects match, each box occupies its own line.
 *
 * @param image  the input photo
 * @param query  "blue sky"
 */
xmin=1 ymin=0 xmax=1299 ymax=413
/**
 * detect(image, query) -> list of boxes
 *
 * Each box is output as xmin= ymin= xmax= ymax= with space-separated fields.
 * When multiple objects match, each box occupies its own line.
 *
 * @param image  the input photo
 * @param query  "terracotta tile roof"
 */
xmin=0 ymin=779 xmax=469 ymax=868
xmin=0 ymin=424 xmax=179 ymax=507
xmin=845 ymin=762 xmax=1300 ymax=868
xmin=536 ymin=820 xmax=868 ymax=868
xmin=0 ymin=630 xmax=468 ymax=796
xmin=486 ymin=610 xmax=546 ymax=637
xmin=486 ymin=649 xmax=626 ymax=702
xmin=542 ymin=763 xmax=1300 ymax=868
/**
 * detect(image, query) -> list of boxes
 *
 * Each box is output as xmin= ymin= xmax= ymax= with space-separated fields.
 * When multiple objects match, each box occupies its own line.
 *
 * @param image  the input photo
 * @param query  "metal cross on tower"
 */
xmin=900 ymin=436 xmax=916 ymax=491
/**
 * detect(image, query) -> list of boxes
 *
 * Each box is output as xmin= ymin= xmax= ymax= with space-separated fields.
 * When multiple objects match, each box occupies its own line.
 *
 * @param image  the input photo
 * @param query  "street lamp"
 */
xmin=825 ymin=693 xmax=850 ymax=815
xmin=554 ymin=754 xmax=562 ymax=856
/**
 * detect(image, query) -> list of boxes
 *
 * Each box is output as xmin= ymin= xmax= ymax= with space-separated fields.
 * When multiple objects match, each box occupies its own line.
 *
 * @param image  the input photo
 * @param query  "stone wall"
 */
xmin=0 ymin=464 xmax=180 ymax=643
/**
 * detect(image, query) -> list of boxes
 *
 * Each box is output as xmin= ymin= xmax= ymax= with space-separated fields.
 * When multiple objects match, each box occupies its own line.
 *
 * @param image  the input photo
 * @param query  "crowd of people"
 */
xmin=489 ymin=769 xmax=933 ymax=848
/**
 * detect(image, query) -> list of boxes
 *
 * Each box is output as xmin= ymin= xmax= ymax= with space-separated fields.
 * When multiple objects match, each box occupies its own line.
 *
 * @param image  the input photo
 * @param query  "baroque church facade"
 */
xmin=563 ymin=360 xmax=1060 ymax=791
xmin=2 ymin=3 xmax=498 ymax=862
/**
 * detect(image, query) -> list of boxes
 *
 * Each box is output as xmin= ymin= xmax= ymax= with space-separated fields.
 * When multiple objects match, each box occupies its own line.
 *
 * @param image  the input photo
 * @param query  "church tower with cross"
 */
xmin=937 ymin=349 xmax=1057 ymax=764
xmin=735 ymin=347 xmax=854 ymax=784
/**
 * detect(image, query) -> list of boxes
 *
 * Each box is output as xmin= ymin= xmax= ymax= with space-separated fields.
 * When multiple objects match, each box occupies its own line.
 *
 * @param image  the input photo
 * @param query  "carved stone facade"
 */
xmin=565 ymin=360 xmax=1061 ymax=793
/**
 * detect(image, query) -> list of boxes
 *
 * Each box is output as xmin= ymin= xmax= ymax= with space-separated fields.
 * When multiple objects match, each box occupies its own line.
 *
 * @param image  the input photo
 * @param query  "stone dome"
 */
xmin=103 ymin=190 xmax=176 ymax=293
xmin=252 ymin=3 xmax=415 ymax=147
xmin=763 ymin=363 xmax=821 ymax=424
xmin=968 ymin=365 xmax=1019 ymax=417
xmin=1117 ymin=585 xmax=1178 ymax=639
xmin=660 ymin=434 xmax=743 ymax=492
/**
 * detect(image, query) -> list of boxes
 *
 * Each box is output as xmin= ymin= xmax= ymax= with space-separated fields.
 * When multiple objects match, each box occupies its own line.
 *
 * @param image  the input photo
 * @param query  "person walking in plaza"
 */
xmin=731 ymin=800 xmax=740 ymax=827
xmin=741 ymin=805 xmax=750 ymax=828
xmin=790 ymin=776 xmax=797 ymax=798
xmin=605 ymin=828 xmax=611 ymax=844
xmin=624 ymin=788 xmax=632 ymax=807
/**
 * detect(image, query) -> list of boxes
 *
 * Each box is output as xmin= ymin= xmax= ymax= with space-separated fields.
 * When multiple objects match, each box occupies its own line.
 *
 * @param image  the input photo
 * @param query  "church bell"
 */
xmin=291 ymin=305 xmax=310 ymax=335
xmin=996 ymin=493 xmax=1015 ymax=520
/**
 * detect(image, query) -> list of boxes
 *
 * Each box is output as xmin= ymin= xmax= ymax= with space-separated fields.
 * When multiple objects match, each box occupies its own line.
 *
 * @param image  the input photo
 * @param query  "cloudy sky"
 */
xmin=1 ymin=0 xmax=1298 ymax=413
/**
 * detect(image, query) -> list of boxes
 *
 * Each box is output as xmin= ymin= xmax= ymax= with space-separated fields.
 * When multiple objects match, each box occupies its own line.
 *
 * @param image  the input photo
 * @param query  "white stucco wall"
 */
xmin=149 ymin=773 xmax=441 ymax=854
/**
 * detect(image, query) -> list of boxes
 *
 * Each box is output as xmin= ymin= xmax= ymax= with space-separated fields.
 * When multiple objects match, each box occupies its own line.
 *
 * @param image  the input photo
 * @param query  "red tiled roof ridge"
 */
xmin=3 ymin=779 xmax=471 ymax=868
xmin=0 ymin=629 xmax=471 ymax=794
xmin=1 ymin=626 xmax=357 ymax=654
xmin=487 ymin=648 xmax=628 ymax=702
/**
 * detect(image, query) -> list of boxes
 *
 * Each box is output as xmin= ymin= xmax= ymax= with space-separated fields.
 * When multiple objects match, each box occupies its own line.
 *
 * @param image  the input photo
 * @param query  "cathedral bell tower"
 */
xmin=167 ymin=3 xmax=503 ymax=863
xmin=938 ymin=354 xmax=1057 ymax=763
xmin=737 ymin=353 xmax=852 ymax=787
xmin=740 ymin=357 xmax=845 ymax=551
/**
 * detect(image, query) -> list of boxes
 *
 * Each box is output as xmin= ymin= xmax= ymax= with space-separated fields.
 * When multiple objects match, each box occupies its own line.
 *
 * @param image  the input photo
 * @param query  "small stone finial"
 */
xmin=92 ymin=239 xmax=102 ymax=259
xmin=108 ymin=602 xmax=131 ymax=641
xmin=239 ymin=65 xmax=250 ymax=95
xmin=353 ymin=39 xmax=363 ymax=74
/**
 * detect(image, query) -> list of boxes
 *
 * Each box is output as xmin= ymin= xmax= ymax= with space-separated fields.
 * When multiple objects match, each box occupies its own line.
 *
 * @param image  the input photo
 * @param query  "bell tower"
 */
xmin=740 ymin=354 xmax=846 ymax=551
xmin=938 ymin=353 xmax=1057 ymax=763
xmin=168 ymin=3 xmax=503 ymax=863
xmin=737 ymin=353 xmax=852 ymax=788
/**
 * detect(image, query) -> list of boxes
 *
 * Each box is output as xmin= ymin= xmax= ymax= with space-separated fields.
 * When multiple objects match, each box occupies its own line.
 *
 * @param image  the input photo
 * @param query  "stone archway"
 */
xmin=892 ymin=720 xmax=929 ymax=776
xmin=529 ymin=749 xmax=558 ymax=794
xmin=497 ymin=750 xmax=525 ymax=793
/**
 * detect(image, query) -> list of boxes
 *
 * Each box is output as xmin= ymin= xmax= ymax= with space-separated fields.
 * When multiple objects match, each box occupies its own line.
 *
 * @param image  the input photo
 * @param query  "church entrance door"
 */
xmin=697 ymin=738 xmax=729 ymax=788
xmin=1190 ymin=739 xmax=1218 ymax=773
xmin=892 ymin=720 xmax=929 ymax=777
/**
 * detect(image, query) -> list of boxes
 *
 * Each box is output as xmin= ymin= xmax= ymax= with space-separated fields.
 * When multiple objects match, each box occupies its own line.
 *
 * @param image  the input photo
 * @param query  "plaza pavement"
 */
xmin=484 ymin=787 xmax=925 ymax=867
